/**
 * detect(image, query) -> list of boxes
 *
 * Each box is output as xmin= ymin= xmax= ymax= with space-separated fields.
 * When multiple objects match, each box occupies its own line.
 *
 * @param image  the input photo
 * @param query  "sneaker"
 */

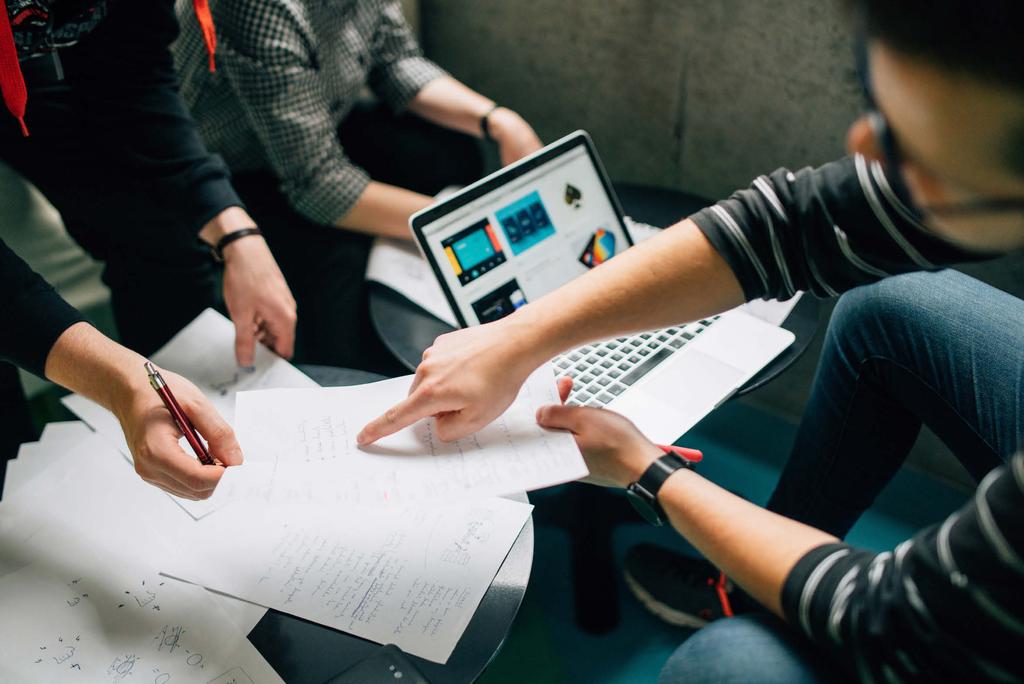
xmin=623 ymin=544 xmax=735 ymax=628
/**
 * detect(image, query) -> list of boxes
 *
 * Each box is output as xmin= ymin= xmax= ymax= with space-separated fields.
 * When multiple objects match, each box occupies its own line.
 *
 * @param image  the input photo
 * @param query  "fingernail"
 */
xmin=242 ymin=365 xmax=256 ymax=373
xmin=355 ymin=432 xmax=367 ymax=445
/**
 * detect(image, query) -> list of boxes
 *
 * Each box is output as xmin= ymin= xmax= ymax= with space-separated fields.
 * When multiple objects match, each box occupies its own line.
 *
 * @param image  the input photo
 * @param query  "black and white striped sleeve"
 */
xmin=781 ymin=452 xmax=1024 ymax=683
xmin=688 ymin=155 xmax=985 ymax=302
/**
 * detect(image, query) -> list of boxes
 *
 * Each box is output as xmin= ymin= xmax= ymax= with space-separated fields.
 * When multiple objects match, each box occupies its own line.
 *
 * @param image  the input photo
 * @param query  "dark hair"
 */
xmin=846 ymin=0 xmax=1024 ymax=176
xmin=845 ymin=0 xmax=1024 ymax=91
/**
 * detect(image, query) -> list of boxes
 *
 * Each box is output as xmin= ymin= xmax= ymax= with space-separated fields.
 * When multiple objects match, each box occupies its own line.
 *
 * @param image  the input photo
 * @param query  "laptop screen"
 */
xmin=415 ymin=135 xmax=632 ymax=326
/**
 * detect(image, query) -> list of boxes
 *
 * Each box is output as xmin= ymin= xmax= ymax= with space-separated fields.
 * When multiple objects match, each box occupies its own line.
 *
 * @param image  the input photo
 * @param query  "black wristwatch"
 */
xmin=626 ymin=447 xmax=698 ymax=526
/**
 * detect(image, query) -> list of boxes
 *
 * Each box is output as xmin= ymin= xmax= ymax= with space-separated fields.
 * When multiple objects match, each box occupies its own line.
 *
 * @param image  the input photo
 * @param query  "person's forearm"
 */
xmin=658 ymin=469 xmax=838 ymax=616
xmin=335 ymin=181 xmax=433 ymax=239
xmin=44 ymin=322 xmax=148 ymax=418
xmin=407 ymin=76 xmax=495 ymax=138
xmin=504 ymin=219 xmax=746 ymax=366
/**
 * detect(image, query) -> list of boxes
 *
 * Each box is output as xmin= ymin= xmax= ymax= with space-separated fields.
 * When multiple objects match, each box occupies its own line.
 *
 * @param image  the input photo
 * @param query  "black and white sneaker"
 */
xmin=623 ymin=544 xmax=735 ymax=628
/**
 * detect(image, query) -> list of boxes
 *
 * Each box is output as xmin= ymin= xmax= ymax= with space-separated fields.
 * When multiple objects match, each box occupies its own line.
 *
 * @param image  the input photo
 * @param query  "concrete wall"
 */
xmin=420 ymin=0 xmax=863 ymax=199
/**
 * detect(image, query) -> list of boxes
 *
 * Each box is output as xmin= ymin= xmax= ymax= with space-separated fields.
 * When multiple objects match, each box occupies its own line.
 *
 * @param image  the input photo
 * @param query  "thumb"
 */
xmin=536 ymin=403 xmax=586 ymax=433
xmin=186 ymin=394 xmax=244 ymax=467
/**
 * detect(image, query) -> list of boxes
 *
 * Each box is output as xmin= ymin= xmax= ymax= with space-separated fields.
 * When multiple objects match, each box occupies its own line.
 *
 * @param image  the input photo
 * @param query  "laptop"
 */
xmin=410 ymin=131 xmax=794 ymax=444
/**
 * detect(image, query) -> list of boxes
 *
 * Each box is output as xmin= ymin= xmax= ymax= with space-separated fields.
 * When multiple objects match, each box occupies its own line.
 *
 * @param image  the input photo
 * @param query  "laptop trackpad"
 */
xmin=637 ymin=350 xmax=744 ymax=408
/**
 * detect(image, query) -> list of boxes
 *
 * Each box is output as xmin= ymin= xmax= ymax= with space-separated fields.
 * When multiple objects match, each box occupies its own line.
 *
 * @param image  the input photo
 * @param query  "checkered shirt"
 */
xmin=174 ymin=0 xmax=446 ymax=225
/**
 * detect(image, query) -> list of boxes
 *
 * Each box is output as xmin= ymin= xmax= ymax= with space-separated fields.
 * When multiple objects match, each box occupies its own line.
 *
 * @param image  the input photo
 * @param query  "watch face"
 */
xmin=626 ymin=486 xmax=664 ymax=526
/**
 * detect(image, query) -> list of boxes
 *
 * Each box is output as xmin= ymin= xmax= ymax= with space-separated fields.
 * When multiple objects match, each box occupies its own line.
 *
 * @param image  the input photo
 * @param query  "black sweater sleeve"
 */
xmin=689 ymin=155 xmax=990 ymax=301
xmin=781 ymin=452 xmax=1024 ymax=683
xmin=59 ymin=0 xmax=242 ymax=237
xmin=0 ymin=238 xmax=85 ymax=378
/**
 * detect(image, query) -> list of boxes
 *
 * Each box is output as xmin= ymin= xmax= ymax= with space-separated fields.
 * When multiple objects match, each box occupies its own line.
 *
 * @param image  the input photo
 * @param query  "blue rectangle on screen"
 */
xmin=452 ymin=229 xmax=495 ymax=270
xmin=496 ymin=191 xmax=555 ymax=255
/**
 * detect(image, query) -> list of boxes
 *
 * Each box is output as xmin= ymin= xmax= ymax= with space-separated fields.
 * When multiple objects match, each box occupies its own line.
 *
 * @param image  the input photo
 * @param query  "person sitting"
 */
xmin=173 ymin=0 xmax=542 ymax=373
xmin=358 ymin=0 xmax=1024 ymax=680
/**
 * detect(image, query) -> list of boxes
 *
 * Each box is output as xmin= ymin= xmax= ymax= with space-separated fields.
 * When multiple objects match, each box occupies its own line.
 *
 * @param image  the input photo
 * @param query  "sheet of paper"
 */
xmin=217 ymin=365 xmax=587 ymax=507
xmin=3 ymin=421 xmax=94 ymax=500
xmin=40 ymin=420 xmax=94 ymax=446
xmin=2 ymin=435 xmax=268 ymax=635
xmin=736 ymin=293 xmax=803 ymax=326
xmin=366 ymin=237 xmax=459 ymax=327
xmin=62 ymin=308 xmax=317 ymax=519
xmin=0 ymin=523 xmax=281 ymax=683
xmin=3 ymin=443 xmax=59 ymax=500
xmin=163 ymin=497 xmax=532 ymax=664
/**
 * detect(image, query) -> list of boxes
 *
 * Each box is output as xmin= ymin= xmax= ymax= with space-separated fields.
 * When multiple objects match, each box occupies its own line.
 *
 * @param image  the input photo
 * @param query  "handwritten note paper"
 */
xmin=163 ymin=497 xmax=532 ymax=664
xmin=1 ymin=434 xmax=269 ymax=635
xmin=0 ymin=549 xmax=281 ymax=683
xmin=0 ymin=468 xmax=281 ymax=683
xmin=221 ymin=365 xmax=587 ymax=507
xmin=61 ymin=308 xmax=317 ymax=518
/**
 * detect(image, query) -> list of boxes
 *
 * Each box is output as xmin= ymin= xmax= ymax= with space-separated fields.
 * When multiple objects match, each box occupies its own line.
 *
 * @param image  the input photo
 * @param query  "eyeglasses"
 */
xmin=858 ymin=43 xmax=1024 ymax=218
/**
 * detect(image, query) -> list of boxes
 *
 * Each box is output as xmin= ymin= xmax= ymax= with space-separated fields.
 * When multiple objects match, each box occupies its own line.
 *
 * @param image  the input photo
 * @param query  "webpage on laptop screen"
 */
xmin=423 ymin=146 xmax=629 ymax=326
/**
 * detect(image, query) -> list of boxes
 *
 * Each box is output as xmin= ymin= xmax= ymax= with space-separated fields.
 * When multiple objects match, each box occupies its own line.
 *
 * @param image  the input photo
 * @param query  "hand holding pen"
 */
xmin=145 ymin=361 xmax=216 ymax=466
xmin=109 ymin=362 xmax=244 ymax=500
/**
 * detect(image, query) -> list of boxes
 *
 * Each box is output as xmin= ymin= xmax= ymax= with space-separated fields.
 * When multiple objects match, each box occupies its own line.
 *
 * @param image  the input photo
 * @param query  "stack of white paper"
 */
xmin=30 ymin=308 xmax=571 ymax=665
xmin=2 ymin=428 xmax=535 ymax=665
xmin=0 ymin=434 xmax=281 ymax=682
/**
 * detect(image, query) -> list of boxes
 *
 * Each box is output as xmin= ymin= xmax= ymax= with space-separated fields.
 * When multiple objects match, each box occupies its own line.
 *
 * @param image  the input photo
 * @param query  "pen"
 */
xmin=144 ymin=361 xmax=217 ymax=466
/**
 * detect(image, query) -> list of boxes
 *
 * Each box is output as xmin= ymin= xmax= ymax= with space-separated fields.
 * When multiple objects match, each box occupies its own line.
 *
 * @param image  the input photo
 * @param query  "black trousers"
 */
xmin=232 ymin=102 xmax=484 ymax=374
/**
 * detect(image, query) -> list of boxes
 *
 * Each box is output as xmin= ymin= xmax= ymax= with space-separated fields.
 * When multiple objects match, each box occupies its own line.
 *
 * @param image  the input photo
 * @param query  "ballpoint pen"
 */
xmin=144 ymin=361 xmax=217 ymax=466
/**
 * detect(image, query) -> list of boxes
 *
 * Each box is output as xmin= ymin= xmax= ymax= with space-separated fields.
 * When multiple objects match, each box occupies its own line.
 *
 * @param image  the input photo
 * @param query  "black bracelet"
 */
xmin=481 ymin=104 xmax=501 ymax=142
xmin=212 ymin=226 xmax=262 ymax=262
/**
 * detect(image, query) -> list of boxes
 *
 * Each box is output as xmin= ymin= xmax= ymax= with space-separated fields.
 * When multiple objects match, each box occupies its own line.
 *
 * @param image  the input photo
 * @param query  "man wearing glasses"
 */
xmin=359 ymin=0 xmax=1023 ymax=680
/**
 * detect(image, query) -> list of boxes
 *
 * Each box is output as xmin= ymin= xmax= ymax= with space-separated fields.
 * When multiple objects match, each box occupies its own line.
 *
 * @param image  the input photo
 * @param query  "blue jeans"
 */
xmin=661 ymin=270 xmax=1024 ymax=683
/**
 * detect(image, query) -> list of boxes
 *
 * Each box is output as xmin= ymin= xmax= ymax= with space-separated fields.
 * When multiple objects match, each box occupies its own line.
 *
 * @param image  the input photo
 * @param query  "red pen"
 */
xmin=656 ymin=444 xmax=703 ymax=464
xmin=144 ymin=361 xmax=217 ymax=466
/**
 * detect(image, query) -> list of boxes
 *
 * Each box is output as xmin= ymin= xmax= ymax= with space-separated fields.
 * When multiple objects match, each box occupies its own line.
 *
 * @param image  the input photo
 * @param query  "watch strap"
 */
xmin=636 ymin=452 xmax=690 ymax=506
xmin=628 ymin=447 xmax=696 ymax=525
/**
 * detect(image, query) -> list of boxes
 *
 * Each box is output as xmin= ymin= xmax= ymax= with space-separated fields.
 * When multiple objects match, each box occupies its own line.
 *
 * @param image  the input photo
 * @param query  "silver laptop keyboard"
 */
xmin=553 ymin=316 xmax=722 ymax=407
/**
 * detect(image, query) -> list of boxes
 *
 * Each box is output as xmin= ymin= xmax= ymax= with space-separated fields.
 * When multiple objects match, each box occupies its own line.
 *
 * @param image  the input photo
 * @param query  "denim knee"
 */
xmin=658 ymin=615 xmax=835 ymax=684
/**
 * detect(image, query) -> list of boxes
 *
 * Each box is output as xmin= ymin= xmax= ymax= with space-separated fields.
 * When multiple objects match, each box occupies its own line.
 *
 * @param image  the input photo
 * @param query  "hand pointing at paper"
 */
xmin=357 ymin=315 xmax=548 ymax=445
